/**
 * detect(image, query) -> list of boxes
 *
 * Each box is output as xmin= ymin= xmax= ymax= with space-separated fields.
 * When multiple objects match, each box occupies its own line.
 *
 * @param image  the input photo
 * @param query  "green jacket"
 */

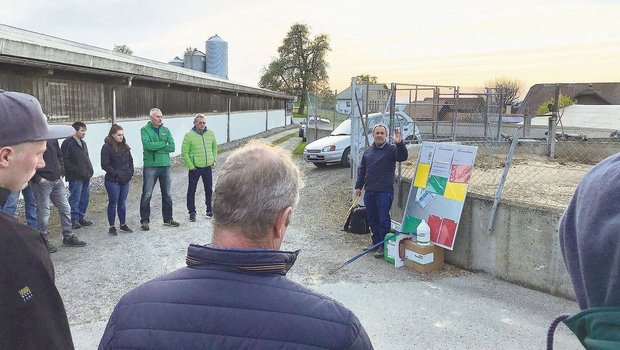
xmin=181 ymin=127 xmax=217 ymax=170
xmin=141 ymin=121 xmax=175 ymax=167
xmin=564 ymin=307 xmax=620 ymax=349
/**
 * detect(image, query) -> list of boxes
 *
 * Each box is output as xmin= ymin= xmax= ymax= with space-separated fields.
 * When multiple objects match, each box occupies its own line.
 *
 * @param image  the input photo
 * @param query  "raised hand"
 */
xmin=393 ymin=128 xmax=402 ymax=143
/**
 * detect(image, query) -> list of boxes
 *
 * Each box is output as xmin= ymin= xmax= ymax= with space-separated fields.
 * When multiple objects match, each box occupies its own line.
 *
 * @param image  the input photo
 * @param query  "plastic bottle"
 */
xmin=416 ymin=219 xmax=430 ymax=246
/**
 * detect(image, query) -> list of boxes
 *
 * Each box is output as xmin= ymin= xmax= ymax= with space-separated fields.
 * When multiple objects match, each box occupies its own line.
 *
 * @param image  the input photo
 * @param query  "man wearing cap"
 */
xmin=0 ymin=90 xmax=76 ymax=349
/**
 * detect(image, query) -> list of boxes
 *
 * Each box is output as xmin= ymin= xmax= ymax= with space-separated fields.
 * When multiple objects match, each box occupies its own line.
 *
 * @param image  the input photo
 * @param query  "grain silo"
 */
xmin=184 ymin=49 xmax=206 ymax=72
xmin=205 ymin=34 xmax=228 ymax=79
xmin=168 ymin=56 xmax=184 ymax=68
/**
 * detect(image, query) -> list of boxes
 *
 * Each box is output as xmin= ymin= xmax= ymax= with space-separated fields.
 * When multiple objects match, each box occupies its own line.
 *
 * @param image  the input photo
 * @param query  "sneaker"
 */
xmin=141 ymin=223 xmax=150 ymax=231
xmin=163 ymin=219 xmax=180 ymax=227
xmin=119 ymin=224 xmax=133 ymax=233
xmin=108 ymin=226 xmax=118 ymax=236
xmin=205 ymin=211 xmax=213 ymax=219
xmin=374 ymin=247 xmax=384 ymax=259
xmin=43 ymin=237 xmax=58 ymax=254
xmin=71 ymin=220 xmax=82 ymax=229
xmin=62 ymin=235 xmax=86 ymax=247
xmin=79 ymin=218 xmax=93 ymax=226
xmin=189 ymin=213 xmax=196 ymax=222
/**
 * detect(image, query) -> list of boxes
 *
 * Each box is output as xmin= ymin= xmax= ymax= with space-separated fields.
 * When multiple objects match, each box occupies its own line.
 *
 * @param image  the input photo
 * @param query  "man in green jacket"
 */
xmin=139 ymin=108 xmax=179 ymax=231
xmin=181 ymin=114 xmax=217 ymax=222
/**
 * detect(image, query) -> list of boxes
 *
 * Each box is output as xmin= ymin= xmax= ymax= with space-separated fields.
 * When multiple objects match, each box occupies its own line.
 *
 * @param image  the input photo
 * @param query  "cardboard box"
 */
xmin=400 ymin=239 xmax=444 ymax=273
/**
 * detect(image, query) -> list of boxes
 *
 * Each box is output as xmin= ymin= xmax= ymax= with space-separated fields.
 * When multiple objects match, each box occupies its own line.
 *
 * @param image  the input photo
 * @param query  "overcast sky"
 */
xmin=2 ymin=0 xmax=619 ymax=97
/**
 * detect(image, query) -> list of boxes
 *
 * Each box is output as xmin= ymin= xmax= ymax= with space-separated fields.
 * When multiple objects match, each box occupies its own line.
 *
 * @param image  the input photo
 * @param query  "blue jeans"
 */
xmin=187 ymin=167 xmax=213 ymax=214
xmin=68 ymin=179 xmax=90 ymax=222
xmin=0 ymin=185 xmax=37 ymax=228
xmin=140 ymin=166 xmax=173 ymax=224
xmin=364 ymin=191 xmax=394 ymax=245
xmin=105 ymin=180 xmax=130 ymax=226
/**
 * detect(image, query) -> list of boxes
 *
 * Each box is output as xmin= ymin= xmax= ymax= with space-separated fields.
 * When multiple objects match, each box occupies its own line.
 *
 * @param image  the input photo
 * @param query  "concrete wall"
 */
xmin=84 ymin=109 xmax=286 ymax=177
xmin=391 ymin=178 xmax=575 ymax=300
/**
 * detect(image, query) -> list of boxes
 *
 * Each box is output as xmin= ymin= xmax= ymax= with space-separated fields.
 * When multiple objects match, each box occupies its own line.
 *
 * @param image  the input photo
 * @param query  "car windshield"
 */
xmin=330 ymin=119 xmax=351 ymax=136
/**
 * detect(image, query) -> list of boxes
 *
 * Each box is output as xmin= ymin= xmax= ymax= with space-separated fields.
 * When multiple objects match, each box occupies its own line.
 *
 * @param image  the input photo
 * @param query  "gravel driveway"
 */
xmin=50 ymin=127 xmax=580 ymax=349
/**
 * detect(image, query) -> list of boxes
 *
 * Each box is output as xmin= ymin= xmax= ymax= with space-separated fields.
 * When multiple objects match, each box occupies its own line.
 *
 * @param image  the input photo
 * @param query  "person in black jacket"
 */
xmin=101 ymin=124 xmax=134 ymax=235
xmin=0 ymin=89 xmax=76 ymax=349
xmin=99 ymin=140 xmax=373 ymax=350
xmin=30 ymin=139 xmax=86 ymax=251
xmin=61 ymin=121 xmax=94 ymax=229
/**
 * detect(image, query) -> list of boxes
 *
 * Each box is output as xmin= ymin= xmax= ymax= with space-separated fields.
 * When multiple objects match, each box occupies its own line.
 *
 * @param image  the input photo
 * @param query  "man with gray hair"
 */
xmin=181 ymin=113 xmax=217 ymax=222
xmin=139 ymin=107 xmax=179 ymax=230
xmin=0 ymin=90 xmax=76 ymax=349
xmin=99 ymin=140 xmax=373 ymax=349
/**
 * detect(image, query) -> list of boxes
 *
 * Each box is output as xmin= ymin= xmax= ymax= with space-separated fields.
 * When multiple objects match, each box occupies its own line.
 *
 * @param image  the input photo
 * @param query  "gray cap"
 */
xmin=0 ymin=89 xmax=75 ymax=147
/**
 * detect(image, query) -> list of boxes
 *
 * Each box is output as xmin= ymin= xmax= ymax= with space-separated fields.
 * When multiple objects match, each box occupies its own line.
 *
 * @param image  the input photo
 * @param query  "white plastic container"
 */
xmin=416 ymin=219 xmax=431 ymax=246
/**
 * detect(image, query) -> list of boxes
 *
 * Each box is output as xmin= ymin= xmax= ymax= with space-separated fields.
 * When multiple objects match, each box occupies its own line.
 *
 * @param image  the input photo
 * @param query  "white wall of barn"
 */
xmin=80 ymin=109 xmax=287 ymax=177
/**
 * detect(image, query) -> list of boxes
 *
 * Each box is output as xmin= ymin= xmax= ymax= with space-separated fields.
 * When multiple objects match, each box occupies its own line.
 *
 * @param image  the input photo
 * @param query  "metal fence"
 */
xmin=348 ymin=80 xmax=620 ymax=210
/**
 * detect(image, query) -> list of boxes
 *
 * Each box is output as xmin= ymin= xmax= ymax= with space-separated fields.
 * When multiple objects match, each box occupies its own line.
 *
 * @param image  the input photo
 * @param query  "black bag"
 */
xmin=344 ymin=204 xmax=370 ymax=234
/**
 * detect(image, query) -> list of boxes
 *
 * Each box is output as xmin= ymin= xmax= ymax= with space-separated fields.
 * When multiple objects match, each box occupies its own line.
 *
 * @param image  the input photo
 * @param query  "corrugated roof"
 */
xmin=0 ymin=24 xmax=292 ymax=99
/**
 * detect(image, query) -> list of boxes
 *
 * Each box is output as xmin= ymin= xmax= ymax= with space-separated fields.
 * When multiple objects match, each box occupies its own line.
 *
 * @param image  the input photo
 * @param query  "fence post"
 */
xmin=548 ymin=84 xmax=560 ymax=158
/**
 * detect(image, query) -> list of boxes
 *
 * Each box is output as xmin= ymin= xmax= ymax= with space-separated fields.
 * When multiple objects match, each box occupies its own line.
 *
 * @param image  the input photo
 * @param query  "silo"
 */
xmin=184 ymin=49 xmax=206 ymax=72
xmin=168 ymin=56 xmax=184 ymax=68
xmin=205 ymin=34 xmax=228 ymax=79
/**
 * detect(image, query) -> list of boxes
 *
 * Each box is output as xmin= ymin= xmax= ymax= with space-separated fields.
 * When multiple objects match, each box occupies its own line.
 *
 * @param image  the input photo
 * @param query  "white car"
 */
xmin=303 ymin=111 xmax=421 ymax=167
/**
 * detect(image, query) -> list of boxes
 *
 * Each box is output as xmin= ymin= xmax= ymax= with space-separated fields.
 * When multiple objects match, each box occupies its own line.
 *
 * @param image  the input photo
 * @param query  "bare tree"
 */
xmin=112 ymin=44 xmax=133 ymax=55
xmin=485 ymin=78 xmax=524 ymax=107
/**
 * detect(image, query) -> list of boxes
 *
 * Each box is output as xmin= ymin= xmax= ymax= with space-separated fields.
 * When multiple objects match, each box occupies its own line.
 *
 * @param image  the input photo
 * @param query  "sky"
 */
xmin=2 ymin=0 xmax=620 ymax=98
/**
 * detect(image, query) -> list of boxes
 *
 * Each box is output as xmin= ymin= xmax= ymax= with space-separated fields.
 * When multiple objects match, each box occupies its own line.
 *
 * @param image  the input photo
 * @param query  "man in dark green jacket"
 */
xmin=181 ymin=114 xmax=217 ymax=222
xmin=139 ymin=108 xmax=179 ymax=231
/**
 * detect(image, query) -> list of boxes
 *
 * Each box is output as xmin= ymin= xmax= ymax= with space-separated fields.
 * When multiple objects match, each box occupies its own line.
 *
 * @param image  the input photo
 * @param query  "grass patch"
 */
xmin=271 ymin=133 xmax=297 ymax=146
xmin=293 ymin=142 xmax=306 ymax=155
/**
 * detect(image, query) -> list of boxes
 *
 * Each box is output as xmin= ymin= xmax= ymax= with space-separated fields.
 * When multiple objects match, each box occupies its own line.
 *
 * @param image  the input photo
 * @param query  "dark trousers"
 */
xmin=364 ymin=191 xmax=394 ymax=245
xmin=104 ymin=180 xmax=130 ymax=226
xmin=140 ymin=166 xmax=172 ymax=224
xmin=187 ymin=167 xmax=213 ymax=214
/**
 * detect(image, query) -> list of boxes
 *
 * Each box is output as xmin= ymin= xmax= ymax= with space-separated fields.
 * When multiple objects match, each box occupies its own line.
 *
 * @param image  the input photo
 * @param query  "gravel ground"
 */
xmin=48 ymin=126 xmax=466 ymax=327
xmin=44 ymin=126 xmax=583 ymax=349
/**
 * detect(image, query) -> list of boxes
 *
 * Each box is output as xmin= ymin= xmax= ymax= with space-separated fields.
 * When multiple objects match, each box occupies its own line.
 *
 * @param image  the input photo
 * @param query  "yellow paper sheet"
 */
xmin=444 ymin=182 xmax=467 ymax=201
xmin=413 ymin=163 xmax=431 ymax=188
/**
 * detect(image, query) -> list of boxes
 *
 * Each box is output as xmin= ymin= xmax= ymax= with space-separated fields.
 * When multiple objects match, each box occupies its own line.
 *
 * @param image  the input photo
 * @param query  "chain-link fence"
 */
xmin=349 ymin=81 xmax=620 ymax=210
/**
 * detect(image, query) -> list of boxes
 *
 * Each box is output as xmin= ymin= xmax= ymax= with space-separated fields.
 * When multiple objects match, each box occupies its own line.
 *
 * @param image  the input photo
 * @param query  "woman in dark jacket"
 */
xmin=101 ymin=124 xmax=134 ymax=235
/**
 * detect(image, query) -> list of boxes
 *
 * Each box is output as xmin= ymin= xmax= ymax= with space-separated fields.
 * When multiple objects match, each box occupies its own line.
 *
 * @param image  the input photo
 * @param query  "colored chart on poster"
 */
xmin=425 ymin=175 xmax=447 ymax=195
xmin=399 ymin=141 xmax=478 ymax=250
xmin=444 ymin=182 xmax=467 ymax=202
xmin=413 ymin=163 xmax=431 ymax=188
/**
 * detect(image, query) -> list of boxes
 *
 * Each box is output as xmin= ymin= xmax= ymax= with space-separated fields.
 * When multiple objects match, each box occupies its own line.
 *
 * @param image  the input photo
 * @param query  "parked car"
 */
xmin=303 ymin=111 xmax=421 ymax=167
xmin=299 ymin=117 xmax=331 ymax=141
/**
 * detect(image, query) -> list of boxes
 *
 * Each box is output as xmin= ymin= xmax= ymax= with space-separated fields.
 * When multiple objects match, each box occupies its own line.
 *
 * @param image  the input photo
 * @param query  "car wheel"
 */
xmin=313 ymin=162 xmax=327 ymax=167
xmin=341 ymin=147 xmax=351 ymax=167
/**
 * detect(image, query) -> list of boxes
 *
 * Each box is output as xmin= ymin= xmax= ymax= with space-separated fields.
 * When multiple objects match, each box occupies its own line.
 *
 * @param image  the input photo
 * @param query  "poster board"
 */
xmin=401 ymin=142 xmax=478 ymax=250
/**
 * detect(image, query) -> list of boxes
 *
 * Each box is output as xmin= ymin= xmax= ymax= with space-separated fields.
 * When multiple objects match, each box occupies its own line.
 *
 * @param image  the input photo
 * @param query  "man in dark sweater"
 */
xmin=355 ymin=124 xmax=408 ymax=258
xmin=61 ymin=121 xmax=94 ymax=229
xmin=30 ymin=139 xmax=86 ymax=251
xmin=0 ymin=89 xmax=76 ymax=349
xmin=99 ymin=140 xmax=373 ymax=349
